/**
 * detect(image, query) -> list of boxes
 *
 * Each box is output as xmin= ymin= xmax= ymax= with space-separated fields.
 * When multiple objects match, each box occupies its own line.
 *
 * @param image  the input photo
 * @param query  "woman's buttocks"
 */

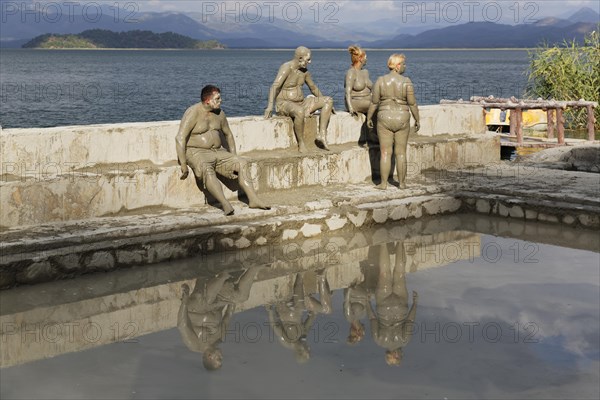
xmin=377 ymin=109 xmax=410 ymax=132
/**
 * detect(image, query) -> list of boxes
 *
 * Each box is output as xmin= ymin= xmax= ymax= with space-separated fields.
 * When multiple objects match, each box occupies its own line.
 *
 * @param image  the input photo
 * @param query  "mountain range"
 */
xmin=1 ymin=5 xmax=598 ymax=48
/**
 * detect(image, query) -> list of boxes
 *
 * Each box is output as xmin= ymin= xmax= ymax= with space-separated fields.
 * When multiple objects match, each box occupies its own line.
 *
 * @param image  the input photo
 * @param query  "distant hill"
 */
xmin=2 ymin=4 xmax=598 ymax=49
xmin=565 ymin=6 xmax=600 ymax=23
xmin=22 ymin=29 xmax=224 ymax=49
xmin=368 ymin=21 xmax=598 ymax=48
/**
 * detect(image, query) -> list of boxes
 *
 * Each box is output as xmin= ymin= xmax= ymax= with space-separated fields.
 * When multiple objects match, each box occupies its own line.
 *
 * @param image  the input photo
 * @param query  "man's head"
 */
xmin=387 ymin=54 xmax=406 ymax=74
xmin=294 ymin=46 xmax=312 ymax=69
xmin=201 ymin=85 xmax=222 ymax=110
xmin=202 ymin=347 xmax=223 ymax=371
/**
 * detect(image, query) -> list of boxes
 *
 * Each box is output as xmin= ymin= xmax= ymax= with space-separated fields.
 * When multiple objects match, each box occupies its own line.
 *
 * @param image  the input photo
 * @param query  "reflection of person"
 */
xmin=177 ymin=267 xmax=261 ymax=370
xmin=367 ymin=242 xmax=418 ymax=366
xmin=176 ymin=85 xmax=270 ymax=215
xmin=264 ymin=46 xmax=334 ymax=152
xmin=267 ymin=272 xmax=332 ymax=363
xmin=367 ymin=54 xmax=420 ymax=190
xmin=344 ymin=281 xmax=368 ymax=345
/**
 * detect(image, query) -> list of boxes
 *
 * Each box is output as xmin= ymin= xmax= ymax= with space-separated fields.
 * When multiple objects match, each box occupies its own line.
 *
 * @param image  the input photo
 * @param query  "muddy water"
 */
xmin=1 ymin=214 xmax=598 ymax=399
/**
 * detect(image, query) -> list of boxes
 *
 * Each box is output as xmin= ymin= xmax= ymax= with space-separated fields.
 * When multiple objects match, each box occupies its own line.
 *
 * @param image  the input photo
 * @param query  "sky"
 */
xmin=136 ymin=0 xmax=598 ymax=23
xmin=7 ymin=0 xmax=600 ymax=26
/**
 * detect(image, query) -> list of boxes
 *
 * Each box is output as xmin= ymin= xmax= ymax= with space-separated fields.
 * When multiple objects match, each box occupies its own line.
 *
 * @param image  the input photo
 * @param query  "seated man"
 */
xmin=176 ymin=85 xmax=269 ymax=215
xmin=264 ymin=46 xmax=334 ymax=153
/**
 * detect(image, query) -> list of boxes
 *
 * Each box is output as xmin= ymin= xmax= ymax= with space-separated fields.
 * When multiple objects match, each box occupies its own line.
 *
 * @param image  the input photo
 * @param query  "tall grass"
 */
xmin=526 ymin=29 xmax=599 ymax=130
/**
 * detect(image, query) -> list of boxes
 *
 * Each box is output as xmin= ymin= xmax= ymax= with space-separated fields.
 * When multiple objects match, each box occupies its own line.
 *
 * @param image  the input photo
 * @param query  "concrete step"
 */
xmin=1 ymin=133 xmax=499 ymax=228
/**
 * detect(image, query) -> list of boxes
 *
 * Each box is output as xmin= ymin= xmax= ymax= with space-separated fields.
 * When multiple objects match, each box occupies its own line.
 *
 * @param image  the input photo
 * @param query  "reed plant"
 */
xmin=526 ymin=29 xmax=599 ymax=130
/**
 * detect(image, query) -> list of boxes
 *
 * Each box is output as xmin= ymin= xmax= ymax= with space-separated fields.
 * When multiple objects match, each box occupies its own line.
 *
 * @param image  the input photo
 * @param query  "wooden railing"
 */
xmin=441 ymin=96 xmax=597 ymax=145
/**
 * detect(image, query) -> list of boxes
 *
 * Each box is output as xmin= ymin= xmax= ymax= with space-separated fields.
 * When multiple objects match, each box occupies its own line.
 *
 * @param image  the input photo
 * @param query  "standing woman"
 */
xmin=367 ymin=54 xmax=420 ymax=190
xmin=345 ymin=45 xmax=373 ymax=146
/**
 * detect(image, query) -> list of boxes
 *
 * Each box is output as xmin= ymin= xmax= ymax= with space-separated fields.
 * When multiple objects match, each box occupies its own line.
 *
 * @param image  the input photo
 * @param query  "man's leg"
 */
xmin=218 ymin=153 xmax=270 ymax=210
xmin=279 ymin=101 xmax=308 ymax=153
xmin=203 ymin=169 xmax=235 ymax=215
xmin=306 ymin=96 xmax=333 ymax=150
xmin=188 ymin=150 xmax=235 ymax=215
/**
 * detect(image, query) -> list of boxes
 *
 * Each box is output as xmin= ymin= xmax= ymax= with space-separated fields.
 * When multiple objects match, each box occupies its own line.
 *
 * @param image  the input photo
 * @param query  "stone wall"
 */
xmin=0 ymin=105 xmax=494 ymax=227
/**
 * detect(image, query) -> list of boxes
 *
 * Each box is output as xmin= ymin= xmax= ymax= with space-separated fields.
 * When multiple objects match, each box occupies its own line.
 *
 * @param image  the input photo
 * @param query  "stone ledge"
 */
xmin=0 ymin=133 xmax=499 ymax=228
xmin=0 ymin=104 xmax=486 ymax=167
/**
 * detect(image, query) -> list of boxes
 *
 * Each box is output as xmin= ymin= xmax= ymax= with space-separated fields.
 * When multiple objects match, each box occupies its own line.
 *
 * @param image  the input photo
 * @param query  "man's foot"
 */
xmin=223 ymin=204 xmax=235 ymax=216
xmin=375 ymin=183 xmax=387 ymax=190
xmin=315 ymin=133 xmax=330 ymax=151
xmin=249 ymin=200 xmax=271 ymax=210
xmin=298 ymin=143 xmax=308 ymax=153
xmin=398 ymin=182 xmax=407 ymax=189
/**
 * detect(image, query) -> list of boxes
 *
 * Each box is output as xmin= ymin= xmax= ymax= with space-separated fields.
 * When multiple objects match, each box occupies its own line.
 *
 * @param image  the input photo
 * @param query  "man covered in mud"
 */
xmin=176 ymin=85 xmax=270 ymax=215
xmin=177 ymin=266 xmax=262 ymax=370
xmin=264 ymin=46 xmax=334 ymax=153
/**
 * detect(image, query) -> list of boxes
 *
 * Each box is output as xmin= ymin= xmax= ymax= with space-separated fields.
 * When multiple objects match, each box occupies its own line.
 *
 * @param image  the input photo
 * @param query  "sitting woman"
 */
xmin=345 ymin=45 xmax=373 ymax=146
xmin=367 ymin=54 xmax=420 ymax=190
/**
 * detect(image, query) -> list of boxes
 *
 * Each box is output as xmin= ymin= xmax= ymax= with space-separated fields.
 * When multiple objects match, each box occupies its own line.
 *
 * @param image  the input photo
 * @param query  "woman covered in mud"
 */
xmin=345 ymin=45 xmax=373 ymax=146
xmin=367 ymin=54 xmax=420 ymax=189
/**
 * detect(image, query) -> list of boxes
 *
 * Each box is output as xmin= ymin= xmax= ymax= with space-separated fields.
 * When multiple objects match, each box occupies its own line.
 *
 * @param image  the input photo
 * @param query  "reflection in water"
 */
xmin=177 ymin=266 xmax=262 ymax=370
xmin=368 ymin=243 xmax=418 ymax=366
xmin=1 ymin=215 xmax=598 ymax=399
xmin=267 ymin=272 xmax=332 ymax=363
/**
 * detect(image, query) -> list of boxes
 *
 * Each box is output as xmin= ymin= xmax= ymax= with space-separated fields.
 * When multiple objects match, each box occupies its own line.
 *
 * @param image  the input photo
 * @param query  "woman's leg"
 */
xmin=376 ymin=124 xmax=394 ymax=190
xmin=393 ymin=128 xmax=410 ymax=189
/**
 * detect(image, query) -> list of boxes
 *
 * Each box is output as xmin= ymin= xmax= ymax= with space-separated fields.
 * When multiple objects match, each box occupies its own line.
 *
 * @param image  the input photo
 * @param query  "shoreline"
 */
xmin=3 ymin=47 xmax=533 ymax=51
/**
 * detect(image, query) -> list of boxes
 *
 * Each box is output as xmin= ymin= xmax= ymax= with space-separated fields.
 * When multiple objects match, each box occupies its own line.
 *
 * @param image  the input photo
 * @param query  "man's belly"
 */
xmin=279 ymin=87 xmax=304 ymax=102
xmin=188 ymin=130 xmax=222 ymax=149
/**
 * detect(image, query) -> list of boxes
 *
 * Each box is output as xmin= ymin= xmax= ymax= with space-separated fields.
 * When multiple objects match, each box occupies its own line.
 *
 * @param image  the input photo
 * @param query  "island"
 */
xmin=22 ymin=29 xmax=225 ymax=49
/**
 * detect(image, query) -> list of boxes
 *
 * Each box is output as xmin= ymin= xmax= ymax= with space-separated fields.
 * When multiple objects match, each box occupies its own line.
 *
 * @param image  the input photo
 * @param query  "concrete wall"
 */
xmin=0 ymin=105 xmax=485 ymax=166
xmin=0 ymin=105 xmax=493 ymax=227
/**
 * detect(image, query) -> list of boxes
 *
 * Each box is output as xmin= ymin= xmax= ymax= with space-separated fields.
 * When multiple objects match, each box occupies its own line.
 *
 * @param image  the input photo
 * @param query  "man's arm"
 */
xmin=265 ymin=63 xmax=291 ymax=118
xmin=220 ymin=112 xmax=237 ymax=155
xmin=177 ymin=284 xmax=202 ymax=352
xmin=175 ymin=106 xmax=196 ymax=179
xmin=219 ymin=303 xmax=236 ymax=341
xmin=305 ymin=72 xmax=324 ymax=98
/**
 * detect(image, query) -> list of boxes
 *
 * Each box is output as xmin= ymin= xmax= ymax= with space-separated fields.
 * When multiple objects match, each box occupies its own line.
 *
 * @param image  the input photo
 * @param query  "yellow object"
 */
xmin=485 ymin=108 xmax=547 ymax=128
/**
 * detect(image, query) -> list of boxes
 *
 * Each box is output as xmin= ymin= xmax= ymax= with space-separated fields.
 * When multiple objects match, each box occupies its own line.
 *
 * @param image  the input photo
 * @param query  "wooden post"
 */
xmin=556 ymin=108 xmax=565 ymax=145
xmin=546 ymin=108 xmax=555 ymax=139
xmin=515 ymin=108 xmax=523 ymax=145
xmin=509 ymin=109 xmax=516 ymax=137
xmin=587 ymin=105 xmax=596 ymax=141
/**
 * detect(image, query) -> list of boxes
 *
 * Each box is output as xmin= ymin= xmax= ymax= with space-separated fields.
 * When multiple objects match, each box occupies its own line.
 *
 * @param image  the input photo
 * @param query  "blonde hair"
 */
xmin=387 ymin=53 xmax=406 ymax=70
xmin=348 ymin=45 xmax=365 ymax=65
